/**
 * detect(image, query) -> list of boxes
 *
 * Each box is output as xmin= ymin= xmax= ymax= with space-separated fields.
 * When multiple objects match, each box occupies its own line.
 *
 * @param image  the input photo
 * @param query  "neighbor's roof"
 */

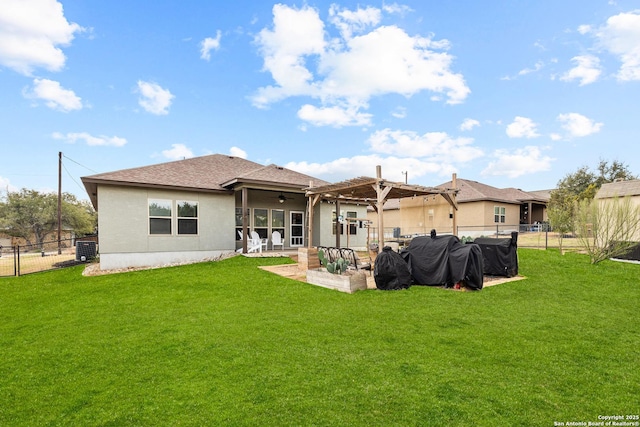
xmin=595 ymin=179 xmax=640 ymax=198
xmin=81 ymin=154 xmax=328 ymax=209
xmin=437 ymin=178 xmax=550 ymax=204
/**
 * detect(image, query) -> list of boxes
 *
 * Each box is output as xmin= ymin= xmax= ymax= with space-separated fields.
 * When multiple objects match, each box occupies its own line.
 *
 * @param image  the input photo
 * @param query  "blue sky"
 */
xmin=1 ymin=1 xmax=639 ymax=201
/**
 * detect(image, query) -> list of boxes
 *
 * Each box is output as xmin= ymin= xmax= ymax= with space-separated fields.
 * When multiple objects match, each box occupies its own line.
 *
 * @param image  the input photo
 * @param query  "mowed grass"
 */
xmin=0 ymin=250 xmax=638 ymax=426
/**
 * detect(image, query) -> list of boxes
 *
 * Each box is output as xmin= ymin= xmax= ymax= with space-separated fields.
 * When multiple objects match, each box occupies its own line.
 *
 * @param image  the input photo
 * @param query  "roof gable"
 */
xmin=596 ymin=179 xmax=640 ymax=198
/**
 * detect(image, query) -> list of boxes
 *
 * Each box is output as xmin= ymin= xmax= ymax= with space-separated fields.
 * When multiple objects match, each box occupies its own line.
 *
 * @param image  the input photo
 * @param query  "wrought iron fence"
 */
xmin=0 ymin=236 xmax=98 ymax=277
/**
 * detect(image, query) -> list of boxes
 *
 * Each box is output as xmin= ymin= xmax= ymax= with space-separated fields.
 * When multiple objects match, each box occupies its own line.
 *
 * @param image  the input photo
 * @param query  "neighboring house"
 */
xmin=368 ymin=178 xmax=550 ymax=237
xmin=595 ymin=179 xmax=640 ymax=243
xmin=81 ymin=154 xmax=369 ymax=270
xmin=0 ymin=230 xmax=75 ymax=249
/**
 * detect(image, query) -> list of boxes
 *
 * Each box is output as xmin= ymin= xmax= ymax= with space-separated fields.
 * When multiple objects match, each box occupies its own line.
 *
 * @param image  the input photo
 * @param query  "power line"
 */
xmin=61 ymin=160 xmax=87 ymax=193
xmin=62 ymin=154 xmax=99 ymax=174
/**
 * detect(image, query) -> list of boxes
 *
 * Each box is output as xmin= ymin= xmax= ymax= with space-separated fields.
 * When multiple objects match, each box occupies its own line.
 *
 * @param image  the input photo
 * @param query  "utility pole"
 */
xmin=402 ymin=171 xmax=408 ymax=184
xmin=58 ymin=152 xmax=62 ymax=255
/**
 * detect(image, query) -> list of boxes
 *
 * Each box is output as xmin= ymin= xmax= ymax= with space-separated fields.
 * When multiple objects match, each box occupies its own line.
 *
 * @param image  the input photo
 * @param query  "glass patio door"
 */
xmin=290 ymin=211 xmax=304 ymax=247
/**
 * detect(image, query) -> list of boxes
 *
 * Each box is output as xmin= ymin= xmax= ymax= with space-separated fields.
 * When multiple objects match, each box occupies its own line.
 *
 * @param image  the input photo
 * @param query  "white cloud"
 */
xmin=578 ymin=25 xmax=592 ymax=35
xmin=162 ymin=143 xmax=193 ymax=160
xmin=460 ymin=118 xmax=480 ymax=131
xmin=136 ymin=80 xmax=174 ymax=115
xmin=229 ymin=146 xmax=247 ymax=158
xmin=482 ymin=146 xmax=554 ymax=178
xmin=382 ymin=3 xmax=413 ymax=16
xmin=550 ymin=133 xmax=562 ymax=141
xmin=200 ymin=30 xmax=221 ymax=61
xmin=518 ymin=61 xmax=544 ymax=76
xmin=24 ymin=78 xmax=82 ymax=111
xmin=594 ymin=11 xmax=640 ymax=81
xmin=391 ymin=106 xmax=406 ymax=119
xmin=367 ymin=128 xmax=484 ymax=163
xmin=286 ymin=154 xmax=455 ymax=184
xmin=560 ymin=55 xmax=602 ymax=85
xmin=557 ymin=113 xmax=603 ymax=137
xmin=329 ymin=4 xmax=381 ymax=40
xmin=506 ymin=116 xmax=540 ymax=138
xmin=0 ymin=0 xmax=84 ymax=75
xmin=52 ymin=132 xmax=127 ymax=147
xmin=297 ymin=104 xmax=372 ymax=127
xmin=0 ymin=176 xmax=18 ymax=193
xmin=252 ymin=4 xmax=469 ymax=127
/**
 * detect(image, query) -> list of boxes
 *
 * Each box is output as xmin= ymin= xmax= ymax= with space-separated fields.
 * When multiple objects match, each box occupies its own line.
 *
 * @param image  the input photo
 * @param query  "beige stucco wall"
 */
xmin=367 ymin=197 xmax=523 ymax=237
xmin=597 ymin=195 xmax=640 ymax=243
xmin=314 ymin=202 xmax=369 ymax=250
xmin=97 ymin=185 xmax=235 ymax=269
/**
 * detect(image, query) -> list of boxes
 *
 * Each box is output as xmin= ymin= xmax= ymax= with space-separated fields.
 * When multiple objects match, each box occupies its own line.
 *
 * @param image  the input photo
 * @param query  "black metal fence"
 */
xmin=0 ymin=236 xmax=98 ymax=277
xmin=371 ymin=223 xmax=582 ymax=252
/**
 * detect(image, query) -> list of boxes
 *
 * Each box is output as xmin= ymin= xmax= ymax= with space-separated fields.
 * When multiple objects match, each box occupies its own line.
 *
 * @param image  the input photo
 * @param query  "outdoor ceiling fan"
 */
xmin=278 ymin=192 xmax=287 ymax=203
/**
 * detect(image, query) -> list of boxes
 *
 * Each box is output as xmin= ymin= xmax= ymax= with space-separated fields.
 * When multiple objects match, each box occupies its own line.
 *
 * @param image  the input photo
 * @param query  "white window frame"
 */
xmin=149 ymin=199 xmax=172 ymax=235
xmin=494 ymin=206 xmax=506 ymax=223
xmin=176 ymin=200 xmax=198 ymax=235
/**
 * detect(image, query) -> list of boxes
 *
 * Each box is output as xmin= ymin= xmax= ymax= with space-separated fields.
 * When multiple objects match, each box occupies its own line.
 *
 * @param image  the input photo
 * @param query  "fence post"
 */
xmin=545 ymin=229 xmax=548 ymax=250
xmin=15 ymin=245 xmax=20 ymax=277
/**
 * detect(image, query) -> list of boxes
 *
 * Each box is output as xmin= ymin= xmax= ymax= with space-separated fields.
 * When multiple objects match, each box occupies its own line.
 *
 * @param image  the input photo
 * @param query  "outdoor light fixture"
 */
xmin=278 ymin=193 xmax=286 ymax=203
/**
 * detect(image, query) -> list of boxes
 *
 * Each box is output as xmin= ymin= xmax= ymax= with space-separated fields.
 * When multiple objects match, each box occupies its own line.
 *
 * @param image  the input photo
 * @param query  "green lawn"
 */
xmin=0 ymin=250 xmax=638 ymax=426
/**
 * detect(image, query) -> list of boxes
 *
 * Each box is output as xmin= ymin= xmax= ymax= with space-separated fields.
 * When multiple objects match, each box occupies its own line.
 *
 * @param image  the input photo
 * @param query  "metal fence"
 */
xmin=0 ymin=236 xmax=98 ymax=277
xmin=370 ymin=224 xmax=581 ymax=251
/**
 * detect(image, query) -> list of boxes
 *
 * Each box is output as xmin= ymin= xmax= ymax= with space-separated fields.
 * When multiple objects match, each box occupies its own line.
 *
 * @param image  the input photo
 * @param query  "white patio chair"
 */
xmin=237 ymin=230 xmax=263 ymax=253
xmin=250 ymin=231 xmax=267 ymax=253
xmin=271 ymin=231 xmax=284 ymax=250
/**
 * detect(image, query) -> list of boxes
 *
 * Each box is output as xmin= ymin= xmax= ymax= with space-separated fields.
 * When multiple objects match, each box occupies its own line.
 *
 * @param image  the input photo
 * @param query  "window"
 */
xmin=177 ymin=201 xmax=198 ymax=235
xmin=494 ymin=206 xmax=506 ymax=223
xmin=272 ymin=209 xmax=285 ymax=240
xmin=347 ymin=211 xmax=357 ymax=235
xmin=149 ymin=199 xmax=172 ymax=234
xmin=149 ymin=199 xmax=199 ymax=236
xmin=254 ymin=208 xmax=268 ymax=240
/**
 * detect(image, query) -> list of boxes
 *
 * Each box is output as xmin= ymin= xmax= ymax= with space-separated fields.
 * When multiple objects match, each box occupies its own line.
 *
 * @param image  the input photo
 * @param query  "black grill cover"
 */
xmin=473 ymin=235 xmax=518 ymax=277
xmin=374 ymin=246 xmax=412 ymax=290
xmin=401 ymin=235 xmax=484 ymax=290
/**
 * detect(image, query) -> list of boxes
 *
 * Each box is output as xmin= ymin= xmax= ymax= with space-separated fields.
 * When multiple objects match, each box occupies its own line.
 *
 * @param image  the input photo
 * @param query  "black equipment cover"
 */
xmin=374 ymin=246 xmax=412 ymax=290
xmin=401 ymin=235 xmax=484 ymax=290
xmin=473 ymin=233 xmax=518 ymax=277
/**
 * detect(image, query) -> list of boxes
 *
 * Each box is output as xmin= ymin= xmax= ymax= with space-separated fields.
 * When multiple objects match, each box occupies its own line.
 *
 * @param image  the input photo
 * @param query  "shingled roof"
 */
xmin=81 ymin=154 xmax=328 ymax=209
xmin=437 ymin=178 xmax=550 ymax=204
xmin=596 ymin=179 xmax=640 ymax=198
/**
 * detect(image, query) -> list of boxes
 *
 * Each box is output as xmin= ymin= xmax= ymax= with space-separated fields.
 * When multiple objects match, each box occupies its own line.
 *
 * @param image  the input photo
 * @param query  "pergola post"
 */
xmin=376 ymin=166 xmax=385 ymax=253
xmin=452 ymin=173 xmax=458 ymax=236
xmin=241 ymin=187 xmax=248 ymax=253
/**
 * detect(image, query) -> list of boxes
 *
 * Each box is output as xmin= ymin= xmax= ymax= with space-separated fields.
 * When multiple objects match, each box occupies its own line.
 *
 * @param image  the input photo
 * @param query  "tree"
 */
xmin=547 ymin=188 xmax=575 ymax=254
xmin=555 ymin=159 xmax=637 ymax=201
xmin=574 ymin=196 xmax=640 ymax=264
xmin=0 ymin=189 xmax=96 ymax=247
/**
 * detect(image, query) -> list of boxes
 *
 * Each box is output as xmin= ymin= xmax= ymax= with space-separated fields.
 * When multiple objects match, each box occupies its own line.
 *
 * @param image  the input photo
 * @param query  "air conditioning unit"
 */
xmin=76 ymin=241 xmax=97 ymax=262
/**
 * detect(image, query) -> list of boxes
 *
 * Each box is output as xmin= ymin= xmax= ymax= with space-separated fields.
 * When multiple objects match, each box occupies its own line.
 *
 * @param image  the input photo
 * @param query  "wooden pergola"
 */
xmin=305 ymin=166 xmax=459 ymax=252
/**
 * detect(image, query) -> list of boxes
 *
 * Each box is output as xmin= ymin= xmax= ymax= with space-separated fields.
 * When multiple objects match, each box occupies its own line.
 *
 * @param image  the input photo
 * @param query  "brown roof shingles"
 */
xmin=81 ymin=154 xmax=328 ymax=209
xmin=438 ymin=179 xmax=550 ymax=204
xmin=596 ymin=179 xmax=640 ymax=198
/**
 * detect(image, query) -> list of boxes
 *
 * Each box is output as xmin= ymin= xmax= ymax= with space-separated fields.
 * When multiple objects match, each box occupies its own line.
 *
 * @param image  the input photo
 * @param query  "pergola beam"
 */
xmin=305 ymin=166 xmax=459 ymax=253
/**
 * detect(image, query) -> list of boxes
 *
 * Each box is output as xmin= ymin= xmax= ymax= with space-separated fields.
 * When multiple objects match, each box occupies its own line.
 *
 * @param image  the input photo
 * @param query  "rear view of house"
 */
xmin=82 ymin=154 xmax=368 ymax=270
